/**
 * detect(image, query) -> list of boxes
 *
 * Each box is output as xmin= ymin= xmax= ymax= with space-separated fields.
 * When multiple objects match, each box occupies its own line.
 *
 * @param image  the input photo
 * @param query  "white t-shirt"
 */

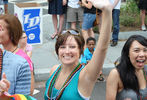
xmin=68 ymin=0 xmax=80 ymax=8
xmin=110 ymin=0 xmax=121 ymax=9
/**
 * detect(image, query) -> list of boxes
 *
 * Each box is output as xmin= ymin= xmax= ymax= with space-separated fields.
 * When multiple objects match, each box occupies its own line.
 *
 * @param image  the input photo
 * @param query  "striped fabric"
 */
xmin=3 ymin=50 xmax=31 ymax=95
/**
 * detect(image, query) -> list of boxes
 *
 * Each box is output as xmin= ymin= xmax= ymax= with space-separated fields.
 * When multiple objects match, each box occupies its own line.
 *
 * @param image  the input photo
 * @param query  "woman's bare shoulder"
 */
xmin=108 ymin=68 xmax=120 ymax=78
xmin=107 ymin=68 xmax=121 ymax=88
xmin=49 ymin=64 xmax=60 ymax=77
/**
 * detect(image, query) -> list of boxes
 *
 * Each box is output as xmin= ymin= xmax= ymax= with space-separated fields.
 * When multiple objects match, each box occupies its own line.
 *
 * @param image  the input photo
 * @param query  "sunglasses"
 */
xmin=61 ymin=30 xmax=80 ymax=35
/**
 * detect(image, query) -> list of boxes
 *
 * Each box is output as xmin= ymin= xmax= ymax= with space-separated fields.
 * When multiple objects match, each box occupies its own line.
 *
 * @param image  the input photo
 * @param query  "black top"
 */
xmin=48 ymin=0 xmax=67 ymax=14
xmin=138 ymin=0 xmax=147 ymax=10
xmin=84 ymin=6 xmax=96 ymax=14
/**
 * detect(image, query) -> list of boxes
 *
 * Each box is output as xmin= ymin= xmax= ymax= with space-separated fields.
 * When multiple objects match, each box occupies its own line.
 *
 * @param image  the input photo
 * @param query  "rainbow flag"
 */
xmin=0 ymin=94 xmax=37 ymax=100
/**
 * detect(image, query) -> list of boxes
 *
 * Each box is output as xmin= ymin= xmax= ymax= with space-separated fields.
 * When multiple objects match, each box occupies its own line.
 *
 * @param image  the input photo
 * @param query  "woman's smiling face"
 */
xmin=58 ymin=36 xmax=80 ymax=65
xmin=129 ymin=40 xmax=147 ymax=70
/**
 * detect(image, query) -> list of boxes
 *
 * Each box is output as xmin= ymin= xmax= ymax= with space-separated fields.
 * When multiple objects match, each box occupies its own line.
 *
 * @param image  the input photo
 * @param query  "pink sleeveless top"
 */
xmin=16 ymin=49 xmax=33 ymax=71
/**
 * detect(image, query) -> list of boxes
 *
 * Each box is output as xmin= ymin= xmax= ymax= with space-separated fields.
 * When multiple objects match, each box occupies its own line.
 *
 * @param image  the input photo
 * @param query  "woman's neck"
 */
xmin=61 ymin=62 xmax=79 ymax=72
xmin=3 ymin=43 xmax=18 ymax=53
xmin=19 ymin=46 xmax=26 ymax=52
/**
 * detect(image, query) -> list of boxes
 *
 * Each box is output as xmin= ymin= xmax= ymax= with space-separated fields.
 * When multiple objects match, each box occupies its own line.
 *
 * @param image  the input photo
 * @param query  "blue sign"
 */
xmin=23 ymin=8 xmax=41 ymax=44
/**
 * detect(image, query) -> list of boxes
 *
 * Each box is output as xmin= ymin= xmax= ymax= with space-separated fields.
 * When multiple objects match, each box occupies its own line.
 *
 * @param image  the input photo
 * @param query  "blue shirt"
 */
xmin=80 ymin=48 xmax=95 ymax=64
xmin=2 ymin=50 xmax=31 ymax=95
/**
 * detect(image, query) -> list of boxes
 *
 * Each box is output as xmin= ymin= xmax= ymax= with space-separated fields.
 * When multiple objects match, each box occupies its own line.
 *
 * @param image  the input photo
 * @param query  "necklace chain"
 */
xmin=12 ymin=47 xmax=18 ymax=53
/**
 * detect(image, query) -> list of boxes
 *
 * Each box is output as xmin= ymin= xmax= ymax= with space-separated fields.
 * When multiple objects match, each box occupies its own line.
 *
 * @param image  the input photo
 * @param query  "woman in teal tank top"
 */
xmin=44 ymin=65 xmax=88 ymax=100
xmin=44 ymin=0 xmax=113 ymax=99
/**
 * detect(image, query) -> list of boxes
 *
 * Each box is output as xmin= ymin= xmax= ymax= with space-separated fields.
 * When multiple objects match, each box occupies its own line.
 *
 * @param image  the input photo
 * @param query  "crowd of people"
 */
xmin=0 ymin=0 xmax=146 ymax=100
xmin=48 ymin=0 xmax=122 ymax=47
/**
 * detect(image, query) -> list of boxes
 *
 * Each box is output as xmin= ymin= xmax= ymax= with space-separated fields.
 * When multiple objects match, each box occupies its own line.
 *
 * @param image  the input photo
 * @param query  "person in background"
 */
xmin=44 ymin=0 xmax=112 ymax=99
xmin=106 ymin=35 xmax=147 ymax=100
xmin=66 ymin=0 xmax=83 ymax=30
xmin=138 ymin=0 xmax=147 ymax=31
xmin=81 ymin=37 xmax=96 ymax=65
xmin=19 ymin=32 xmax=33 ymax=58
xmin=3 ymin=0 xmax=8 ymax=14
xmin=48 ymin=0 xmax=67 ymax=39
xmin=80 ymin=37 xmax=105 ymax=82
xmin=81 ymin=0 xmax=96 ymax=43
xmin=110 ymin=0 xmax=121 ymax=47
xmin=0 ymin=14 xmax=34 ymax=95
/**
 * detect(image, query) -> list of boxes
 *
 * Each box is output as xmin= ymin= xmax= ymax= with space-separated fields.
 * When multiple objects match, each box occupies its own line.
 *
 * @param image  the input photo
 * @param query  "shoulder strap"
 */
xmin=143 ymin=68 xmax=147 ymax=82
xmin=0 ymin=48 xmax=3 ymax=80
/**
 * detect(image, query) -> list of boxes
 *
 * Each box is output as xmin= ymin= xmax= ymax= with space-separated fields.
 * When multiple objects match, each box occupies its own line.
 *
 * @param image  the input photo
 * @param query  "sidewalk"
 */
xmin=7 ymin=0 xmax=147 ymax=82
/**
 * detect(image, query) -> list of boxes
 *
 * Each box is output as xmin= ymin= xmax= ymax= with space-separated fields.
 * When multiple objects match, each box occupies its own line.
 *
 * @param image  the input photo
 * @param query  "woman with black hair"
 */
xmin=106 ymin=35 xmax=147 ymax=100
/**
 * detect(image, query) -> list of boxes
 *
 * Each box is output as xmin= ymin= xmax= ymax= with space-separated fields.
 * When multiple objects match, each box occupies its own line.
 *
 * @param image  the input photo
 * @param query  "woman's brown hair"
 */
xmin=55 ymin=31 xmax=85 ymax=57
xmin=0 ymin=14 xmax=22 ymax=46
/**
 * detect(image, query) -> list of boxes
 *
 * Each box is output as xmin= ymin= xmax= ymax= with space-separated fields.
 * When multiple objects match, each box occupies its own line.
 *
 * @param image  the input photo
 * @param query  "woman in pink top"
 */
xmin=19 ymin=32 xmax=33 ymax=58
xmin=0 ymin=14 xmax=34 ymax=96
xmin=15 ymin=49 xmax=33 ymax=72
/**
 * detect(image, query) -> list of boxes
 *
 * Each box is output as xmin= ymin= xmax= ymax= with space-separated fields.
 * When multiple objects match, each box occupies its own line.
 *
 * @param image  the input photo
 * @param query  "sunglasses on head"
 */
xmin=62 ymin=29 xmax=80 ymax=35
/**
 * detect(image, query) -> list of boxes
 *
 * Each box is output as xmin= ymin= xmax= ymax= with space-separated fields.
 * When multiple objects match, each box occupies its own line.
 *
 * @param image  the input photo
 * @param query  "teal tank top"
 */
xmin=44 ymin=65 xmax=88 ymax=100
